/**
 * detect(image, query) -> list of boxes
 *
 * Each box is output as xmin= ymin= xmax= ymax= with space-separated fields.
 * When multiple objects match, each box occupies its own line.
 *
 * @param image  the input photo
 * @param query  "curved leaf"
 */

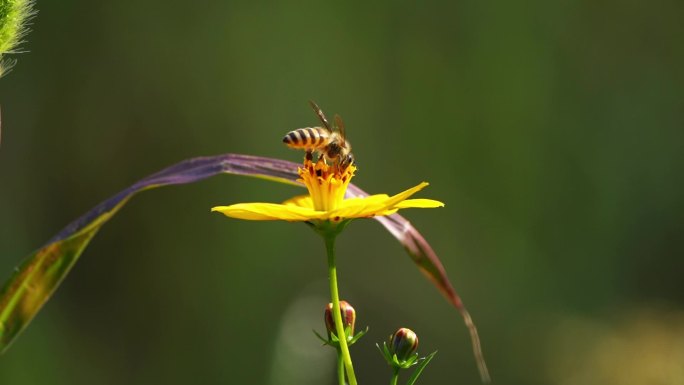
xmin=347 ymin=185 xmax=490 ymax=382
xmin=0 ymin=153 xmax=488 ymax=381
xmin=1 ymin=154 xmax=298 ymax=352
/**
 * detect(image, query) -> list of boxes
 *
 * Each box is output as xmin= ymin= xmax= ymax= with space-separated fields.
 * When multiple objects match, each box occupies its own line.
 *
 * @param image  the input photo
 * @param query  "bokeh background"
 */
xmin=1 ymin=1 xmax=684 ymax=384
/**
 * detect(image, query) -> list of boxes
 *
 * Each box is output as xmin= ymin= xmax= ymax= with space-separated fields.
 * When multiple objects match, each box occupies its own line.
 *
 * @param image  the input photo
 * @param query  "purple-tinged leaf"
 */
xmin=1 ymin=154 xmax=298 ymax=353
xmin=348 ymin=184 xmax=490 ymax=382
xmin=0 ymin=153 xmax=488 ymax=381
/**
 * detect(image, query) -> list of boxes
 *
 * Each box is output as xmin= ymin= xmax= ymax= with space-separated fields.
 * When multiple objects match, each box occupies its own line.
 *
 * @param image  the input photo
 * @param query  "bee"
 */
xmin=283 ymin=101 xmax=354 ymax=169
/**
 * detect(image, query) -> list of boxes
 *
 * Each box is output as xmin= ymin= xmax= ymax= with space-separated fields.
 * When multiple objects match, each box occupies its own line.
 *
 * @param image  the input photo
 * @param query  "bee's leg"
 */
xmin=321 ymin=152 xmax=332 ymax=166
xmin=341 ymin=154 xmax=354 ymax=170
xmin=305 ymin=150 xmax=313 ymax=162
xmin=317 ymin=152 xmax=327 ymax=166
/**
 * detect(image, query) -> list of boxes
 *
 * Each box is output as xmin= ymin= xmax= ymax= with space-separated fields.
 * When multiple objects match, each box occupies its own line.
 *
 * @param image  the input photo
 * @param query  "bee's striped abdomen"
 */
xmin=283 ymin=127 xmax=329 ymax=150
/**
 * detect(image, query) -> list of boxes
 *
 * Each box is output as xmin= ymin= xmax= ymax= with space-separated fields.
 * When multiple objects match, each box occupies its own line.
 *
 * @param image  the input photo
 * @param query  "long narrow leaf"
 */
xmin=347 ymin=185 xmax=490 ymax=382
xmin=406 ymin=351 xmax=438 ymax=385
xmin=0 ymin=154 xmax=297 ymax=352
xmin=0 ymin=153 xmax=487 ymax=381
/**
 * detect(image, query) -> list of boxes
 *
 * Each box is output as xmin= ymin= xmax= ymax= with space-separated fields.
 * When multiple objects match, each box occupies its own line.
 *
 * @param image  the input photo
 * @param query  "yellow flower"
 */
xmin=211 ymin=157 xmax=443 ymax=222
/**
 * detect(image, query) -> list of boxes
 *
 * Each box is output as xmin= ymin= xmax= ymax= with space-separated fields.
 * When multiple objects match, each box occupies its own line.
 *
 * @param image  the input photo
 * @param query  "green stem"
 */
xmin=337 ymin=349 xmax=345 ymax=385
xmin=325 ymin=234 xmax=358 ymax=385
xmin=390 ymin=367 xmax=400 ymax=385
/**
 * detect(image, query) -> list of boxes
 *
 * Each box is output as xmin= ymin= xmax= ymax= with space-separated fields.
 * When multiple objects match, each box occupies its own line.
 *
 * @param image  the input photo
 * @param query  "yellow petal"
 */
xmin=329 ymin=182 xmax=433 ymax=218
xmin=283 ymin=195 xmax=314 ymax=208
xmin=374 ymin=208 xmax=399 ymax=216
xmin=394 ymin=198 xmax=444 ymax=208
xmin=333 ymin=193 xmax=392 ymax=217
xmin=328 ymin=199 xmax=378 ymax=219
xmin=335 ymin=194 xmax=389 ymax=210
xmin=211 ymin=203 xmax=324 ymax=221
xmin=347 ymin=194 xmax=390 ymax=203
xmin=383 ymin=182 xmax=430 ymax=208
xmin=212 ymin=182 xmax=440 ymax=222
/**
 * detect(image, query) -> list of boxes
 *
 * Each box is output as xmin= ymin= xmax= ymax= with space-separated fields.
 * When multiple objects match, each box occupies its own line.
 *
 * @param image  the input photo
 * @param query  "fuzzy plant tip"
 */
xmin=0 ymin=0 xmax=36 ymax=77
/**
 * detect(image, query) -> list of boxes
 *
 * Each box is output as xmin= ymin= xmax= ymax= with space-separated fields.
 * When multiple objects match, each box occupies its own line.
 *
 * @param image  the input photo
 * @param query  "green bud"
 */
xmin=389 ymin=328 xmax=419 ymax=362
xmin=0 ymin=0 xmax=36 ymax=76
xmin=324 ymin=300 xmax=356 ymax=339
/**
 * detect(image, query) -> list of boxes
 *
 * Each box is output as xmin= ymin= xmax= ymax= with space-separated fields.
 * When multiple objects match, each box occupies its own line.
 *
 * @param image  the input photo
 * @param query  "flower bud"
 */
xmin=324 ymin=300 xmax=356 ymax=338
xmin=389 ymin=328 xmax=419 ymax=361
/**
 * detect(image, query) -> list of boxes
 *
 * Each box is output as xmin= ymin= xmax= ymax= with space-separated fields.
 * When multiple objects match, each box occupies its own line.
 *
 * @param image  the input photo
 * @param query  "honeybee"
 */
xmin=283 ymin=101 xmax=354 ymax=169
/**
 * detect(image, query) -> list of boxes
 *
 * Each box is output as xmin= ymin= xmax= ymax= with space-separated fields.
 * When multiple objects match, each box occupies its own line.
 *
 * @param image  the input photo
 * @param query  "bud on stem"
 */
xmin=389 ymin=327 xmax=419 ymax=362
xmin=325 ymin=300 xmax=356 ymax=339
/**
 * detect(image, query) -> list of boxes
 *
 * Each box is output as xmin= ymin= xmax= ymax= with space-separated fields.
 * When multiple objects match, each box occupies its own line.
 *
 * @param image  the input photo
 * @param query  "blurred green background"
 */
xmin=1 ymin=0 xmax=683 ymax=384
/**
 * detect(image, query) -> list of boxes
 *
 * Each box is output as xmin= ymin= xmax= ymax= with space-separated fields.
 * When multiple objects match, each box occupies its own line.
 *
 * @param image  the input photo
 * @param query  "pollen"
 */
xmin=298 ymin=156 xmax=356 ymax=212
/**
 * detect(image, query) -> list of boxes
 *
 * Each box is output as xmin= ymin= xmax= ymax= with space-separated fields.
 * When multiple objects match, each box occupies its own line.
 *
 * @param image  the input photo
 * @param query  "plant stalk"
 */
xmin=391 ymin=367 xmax=400 ymax=385
xmin=325 ymin=234 xmax=358 ymax=385
xmin=337 ymin=349 xmax=346 ymax=385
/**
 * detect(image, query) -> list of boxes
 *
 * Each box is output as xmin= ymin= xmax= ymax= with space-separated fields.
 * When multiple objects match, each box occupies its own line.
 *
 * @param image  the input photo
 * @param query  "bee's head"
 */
xmin=326 ymin=141 xmax=342 ymax=158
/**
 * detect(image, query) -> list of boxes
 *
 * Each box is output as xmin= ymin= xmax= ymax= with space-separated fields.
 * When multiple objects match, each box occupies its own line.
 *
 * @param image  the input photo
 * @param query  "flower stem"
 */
xmin=325 ymin=234 xmax=358 ymax=385
xmin=337 ymin=349 xmax=345 ymax=385
xmin=390 ymin=367 xmax=400 ymax=385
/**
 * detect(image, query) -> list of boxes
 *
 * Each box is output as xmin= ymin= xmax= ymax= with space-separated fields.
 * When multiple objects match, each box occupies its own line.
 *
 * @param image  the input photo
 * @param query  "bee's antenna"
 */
xmin=309 ymin=100 xmax=331 ymax=131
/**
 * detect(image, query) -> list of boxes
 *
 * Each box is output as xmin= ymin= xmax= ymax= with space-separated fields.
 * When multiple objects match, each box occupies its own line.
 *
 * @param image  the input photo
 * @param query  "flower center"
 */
xmin=298 ymin=157 xmax=356 ymax=212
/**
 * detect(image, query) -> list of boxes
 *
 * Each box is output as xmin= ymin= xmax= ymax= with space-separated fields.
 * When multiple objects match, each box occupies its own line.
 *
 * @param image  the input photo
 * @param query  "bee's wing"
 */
xmin=333 ymin=114 xmax=346 ymax=141
xmin=308 ymin=100 xmax=331 ymax=131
